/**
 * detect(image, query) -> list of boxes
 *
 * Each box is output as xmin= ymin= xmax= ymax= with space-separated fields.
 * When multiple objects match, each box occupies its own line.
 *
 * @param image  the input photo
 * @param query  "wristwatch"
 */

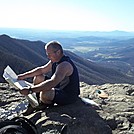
xmin=29 ymin=87 xmax=33 ymax=94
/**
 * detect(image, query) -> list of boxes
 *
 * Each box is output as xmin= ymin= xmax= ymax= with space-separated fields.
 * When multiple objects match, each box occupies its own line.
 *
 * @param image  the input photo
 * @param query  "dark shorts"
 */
xmin=44 ymin=75 xmax=78 ymax=105
xmin=53 ymin=88 xmax=78 ymax=105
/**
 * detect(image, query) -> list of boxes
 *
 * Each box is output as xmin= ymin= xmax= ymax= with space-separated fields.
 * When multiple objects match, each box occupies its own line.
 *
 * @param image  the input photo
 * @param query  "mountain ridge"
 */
xmin=1 ymin=34 xmax=134 ymax=84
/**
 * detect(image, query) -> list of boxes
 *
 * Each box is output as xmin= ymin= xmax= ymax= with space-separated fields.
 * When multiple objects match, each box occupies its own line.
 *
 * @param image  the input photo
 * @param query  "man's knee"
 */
xmin=40 ymin=90 xmax=55 ymax=104
xmin=33 ymin=75 xmax=45 ymax=85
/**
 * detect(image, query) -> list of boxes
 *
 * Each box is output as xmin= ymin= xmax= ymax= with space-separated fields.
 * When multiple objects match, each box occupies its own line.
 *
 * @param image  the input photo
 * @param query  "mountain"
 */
xmin=0 ymin=34 xmax=134 ymax=84
xmin=1 ymin=28 xmax=134 ymax=41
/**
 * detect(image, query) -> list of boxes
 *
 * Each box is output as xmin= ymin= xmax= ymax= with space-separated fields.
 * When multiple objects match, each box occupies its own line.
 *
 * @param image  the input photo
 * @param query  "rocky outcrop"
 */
xmin=80 ymin=82 xmax=134 ymax=134
xmin=0 ymin=82 xmax=134 ymax=134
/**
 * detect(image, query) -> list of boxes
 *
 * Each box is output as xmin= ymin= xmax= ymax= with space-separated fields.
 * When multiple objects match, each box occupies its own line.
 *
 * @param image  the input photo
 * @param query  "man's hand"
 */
xmin=19 ymin=87 xmax=30 ymax=96
xmin=18 ymin=74 xmax=25 ymax=80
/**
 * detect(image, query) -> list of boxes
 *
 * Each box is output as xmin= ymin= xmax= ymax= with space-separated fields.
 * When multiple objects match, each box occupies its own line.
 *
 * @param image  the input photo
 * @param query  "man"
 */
xmin=18 ymin=41 xmax=80 ymax=115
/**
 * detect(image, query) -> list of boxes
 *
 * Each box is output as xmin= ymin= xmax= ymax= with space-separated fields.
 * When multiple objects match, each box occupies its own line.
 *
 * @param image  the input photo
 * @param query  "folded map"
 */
xmin=3 ymin=65 xmax=32 ymax=90
xmin=3 ymin=66 xmax=39 ymax=107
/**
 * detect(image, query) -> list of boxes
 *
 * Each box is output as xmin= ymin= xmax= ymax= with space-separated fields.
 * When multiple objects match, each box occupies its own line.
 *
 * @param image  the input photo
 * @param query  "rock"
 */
xmin=0 ymin=82 xmax=134 ymax=134
xmin=129 ymin=115 xmax=134 ymax=123
xmin=80 ymin=82 xmax=134 ymax=134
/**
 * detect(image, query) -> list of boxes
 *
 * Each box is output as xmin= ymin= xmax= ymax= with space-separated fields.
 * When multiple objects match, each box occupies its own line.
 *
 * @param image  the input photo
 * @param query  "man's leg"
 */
xmin=33 ymin=74 xmax=55 ymax=105
xmin=23 ymin=75 xmax=45 ymax=116
xmin=33 ymin=75 xmax=45 ymax=102
xmin=40 ymin=88 xmax=55 ymax=104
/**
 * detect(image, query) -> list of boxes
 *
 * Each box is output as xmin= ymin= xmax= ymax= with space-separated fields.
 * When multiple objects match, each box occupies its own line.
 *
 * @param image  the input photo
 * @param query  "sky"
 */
xmin=0 ymin=0 xmax=134 ymax=31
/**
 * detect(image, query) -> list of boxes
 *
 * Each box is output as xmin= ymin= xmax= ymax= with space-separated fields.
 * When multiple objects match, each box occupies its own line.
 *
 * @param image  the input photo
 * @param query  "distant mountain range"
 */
xmin=1 ymin=28 xmax=134 ymax=42
xmin=1 ymin=34 xmax=134 ymax=85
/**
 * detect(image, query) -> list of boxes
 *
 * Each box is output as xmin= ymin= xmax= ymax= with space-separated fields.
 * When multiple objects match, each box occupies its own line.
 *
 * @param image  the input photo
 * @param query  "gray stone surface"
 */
xmin=0 ymin=82 xmax=134 ymax=134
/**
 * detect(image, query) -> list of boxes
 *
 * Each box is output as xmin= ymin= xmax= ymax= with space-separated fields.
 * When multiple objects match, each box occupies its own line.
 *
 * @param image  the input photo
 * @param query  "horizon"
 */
xmin=0 ymin=27 xmax=134 ymax=33
xmin=0 ymin=0 xmax=134 ymax=32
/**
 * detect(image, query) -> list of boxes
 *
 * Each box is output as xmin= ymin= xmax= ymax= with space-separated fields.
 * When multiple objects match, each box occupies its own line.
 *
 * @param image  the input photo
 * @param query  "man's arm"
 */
xmin=32 ymin=61 xmax=73 ymax=92
xmin=18 ymin=60 xmax=52 ymax=80
xmin=20 ymin=61 xmax=73 ymax=95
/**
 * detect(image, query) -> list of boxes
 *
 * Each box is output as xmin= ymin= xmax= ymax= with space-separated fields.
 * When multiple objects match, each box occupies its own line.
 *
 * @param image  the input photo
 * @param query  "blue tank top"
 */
xmin=52 ymin=55 xmax=80 ymax=97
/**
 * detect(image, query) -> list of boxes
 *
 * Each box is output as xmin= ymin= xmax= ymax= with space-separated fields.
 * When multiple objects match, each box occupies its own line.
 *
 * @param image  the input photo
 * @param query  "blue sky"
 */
xmin=0 ymin=0 xmax=134 ymax=31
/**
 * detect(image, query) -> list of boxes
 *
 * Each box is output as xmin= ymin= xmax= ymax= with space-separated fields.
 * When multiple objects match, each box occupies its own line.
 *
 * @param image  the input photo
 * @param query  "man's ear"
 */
xmin=57 ymin=49 xmax=61 ymax=54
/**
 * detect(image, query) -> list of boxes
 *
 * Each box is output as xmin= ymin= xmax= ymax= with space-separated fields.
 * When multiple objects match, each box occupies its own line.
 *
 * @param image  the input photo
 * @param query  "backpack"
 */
xmin=0 ymin=117 xmax=38 ymax=134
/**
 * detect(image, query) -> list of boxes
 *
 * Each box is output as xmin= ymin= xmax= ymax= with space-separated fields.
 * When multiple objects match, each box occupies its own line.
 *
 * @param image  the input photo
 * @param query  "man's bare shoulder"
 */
xmin=58 ymin=61 xmax=72 ymax=67
xmin=57 ymin=61 xmax=73 ymax=76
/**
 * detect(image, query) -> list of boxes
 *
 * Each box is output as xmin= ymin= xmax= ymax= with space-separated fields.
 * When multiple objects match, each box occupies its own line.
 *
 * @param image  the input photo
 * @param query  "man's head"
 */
xmin=45 ymin=41 xmax=64 ymax=62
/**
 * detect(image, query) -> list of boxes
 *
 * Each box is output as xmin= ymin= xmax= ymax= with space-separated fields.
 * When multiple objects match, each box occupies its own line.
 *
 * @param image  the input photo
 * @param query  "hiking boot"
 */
xmin=22 ymin=104 xmax=36 ymax=116
xmin=36 ymin=102 xmax=54 ymax=111
xmin=22 ymin=102 xmax=54 ymax=116
xmin=36 ymin=104 xmax=48 ymax=111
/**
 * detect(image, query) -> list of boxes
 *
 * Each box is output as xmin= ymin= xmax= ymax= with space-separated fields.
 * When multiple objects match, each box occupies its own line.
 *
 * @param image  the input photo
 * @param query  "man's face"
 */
xmin=45 ymin=47 xmax=59 ymax=62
